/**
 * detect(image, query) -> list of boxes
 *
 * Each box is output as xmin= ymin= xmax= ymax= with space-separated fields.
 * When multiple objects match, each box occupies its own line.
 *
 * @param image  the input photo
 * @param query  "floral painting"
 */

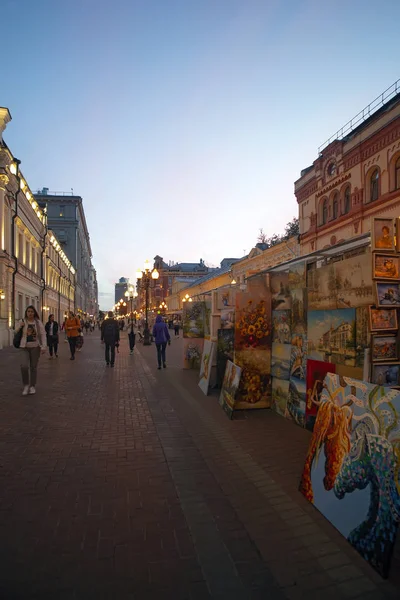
xmin=271 ymin=378 xmax=289 ymax=417
xmin=198 ymin=340 xmax=215 ymax=395
xmin=183 ymin=338 xmax=204 ymax=370
xmin=217 ymin=329 xmax=234 ymax=389
xmin=218 ymin=360 xmax=242 ymax=419
xmin=183 ymin=302 xmax=205 ymax=338
xmin=299 ymin=373 xmax=400 ymax=578
xmin=234 ymin=349 xmax=271 ymax=408
xmin=272 ymin=310 xmax=291 ymax=344
xmin=235 ymin=298 xmax=270 ymax=350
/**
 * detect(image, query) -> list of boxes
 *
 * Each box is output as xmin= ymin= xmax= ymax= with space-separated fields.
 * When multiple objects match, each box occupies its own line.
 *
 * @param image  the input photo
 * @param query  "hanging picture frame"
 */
xmin=373 ymin=254 xmax=400 ymax=280
xmin=371 ymin=217 xmax=396 ymax=253
xmin=371 ymin=334 xmax=398 ymax=362
xmin=371 ymin=362 xmax=400 ymax=386
xmin=375 ymin=281 xmax=400 ymax=307
xmin=369 ymin=307 xmax=398 ymax=332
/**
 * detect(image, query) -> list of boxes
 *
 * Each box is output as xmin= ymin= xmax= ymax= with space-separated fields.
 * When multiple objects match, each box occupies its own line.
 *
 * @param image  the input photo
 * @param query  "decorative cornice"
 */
xmin=315 ymin=173 xmax=351 ymax=199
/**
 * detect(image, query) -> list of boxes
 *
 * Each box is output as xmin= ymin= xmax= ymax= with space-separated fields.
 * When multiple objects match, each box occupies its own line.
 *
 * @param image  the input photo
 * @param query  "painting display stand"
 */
xmin=183 ymin=301 xmax=205 ymax=370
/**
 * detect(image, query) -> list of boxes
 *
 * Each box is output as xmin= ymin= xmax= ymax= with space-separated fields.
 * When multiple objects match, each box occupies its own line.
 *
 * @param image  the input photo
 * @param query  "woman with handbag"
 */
xmin=45 ymin=314 xmax=59 ymax=359
xmin=65 ymin=311 xmax=81 ymax=360
xmin=14 ymin=305 xmax=46 ymax=396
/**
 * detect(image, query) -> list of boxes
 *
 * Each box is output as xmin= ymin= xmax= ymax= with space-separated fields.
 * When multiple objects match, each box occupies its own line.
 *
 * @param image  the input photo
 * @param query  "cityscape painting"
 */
xmin=307 ymin=309 xmax=356 ymax=366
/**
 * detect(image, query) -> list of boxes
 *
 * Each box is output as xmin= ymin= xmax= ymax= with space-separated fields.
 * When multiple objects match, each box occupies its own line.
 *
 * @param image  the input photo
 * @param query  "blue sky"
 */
xmin=1 ymin=0 xmax=399 ymax=309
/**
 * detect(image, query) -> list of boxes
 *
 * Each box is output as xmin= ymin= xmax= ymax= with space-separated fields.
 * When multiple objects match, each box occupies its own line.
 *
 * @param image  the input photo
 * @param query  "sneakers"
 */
xmin=22 ymin=385 xmax=29 ymax=396
xmin=157 ymin=366 xmax=161 ymax=370
xmin=29 ymin=387 xmax=36 ymax=395
xmin=70 ymin=356 xmax=75 ymax=360
xmin=48 ymin=356 xmax=53 ymax=360
xmin=130 ymin=350 xmax=133 ymax=355
xmin=163 ymin=363 xmax=167 ymax=369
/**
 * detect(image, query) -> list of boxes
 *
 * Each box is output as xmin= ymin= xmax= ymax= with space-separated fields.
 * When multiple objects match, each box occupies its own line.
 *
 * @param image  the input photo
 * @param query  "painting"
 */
xmin=305 ymin=359 xmax=336 ymax=431
xmin=183 ymin=338 xmax=204 ymax=370
xmin=217 ymin=287 xmax=234 ymax=309
xmin=235 ymin=296 xmax=271 ymax=351
xmin=216 ymin=329 xmax=234 ymax=388
xmin=272 ymin=310 xmax=291 ymax=344
xmin=371 ymin=335 xmax=398 ymax=363
xmin=369 ymin=307 xmax=398 ymax=332
xmin=334 ymin=253 xmax=374 ymax=308
xmin=355 ymin=306 xmax=369 ymax=368
xmin=220 ymin=309 xmax=235 ymax=330
xmin=299 ymin=372 xmax=400 ymax=577
xmin=376 ymin=282 xmax=400 ymax=307
xmin=198 ymin=340 xmax=215 ymax=395
xmin=291 ymin=287 xmax=307 ymax=335
xmin=308 ymin=309 xmax=356 ymax=366
xmin=271 ymin=378 xmax=289 ymax=417
xmin=373 ymin=254 xmax=400 ymax=281
xmin=308 ymin=263 xmax=337 ymax=311
xmin=271 ymin=272 xmax=291 ymax=310
xmin=271 ymin=343 xmax=291 ymax=380
xmin=183 ymin=302 xmax=205 ymax=338
xmin=371 ymin=363 xmax=400 ymax=386
xmin=203 ymin=298 xmax=212 ymax=338
xmin=372 ymin=217 xmax=395 ymax=252
xmin=289 ymin=262 xmax=306 ymax=290
xmin=286 ymin=377 xmax=306 ymax=427
xmin=290 ymin=333 xmax=307 ymax=381
xmin=235 ymin=349 xmax=271 ymax=409
xmin=218 ymin=360 xmax=242 ymax=419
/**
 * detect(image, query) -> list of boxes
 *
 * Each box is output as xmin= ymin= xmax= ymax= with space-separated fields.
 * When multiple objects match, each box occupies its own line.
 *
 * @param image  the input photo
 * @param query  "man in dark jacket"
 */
xmin=152 ymin=315 xmax=170 ymax=370
xmin=101 ymin=311 xmax=120 ymax=367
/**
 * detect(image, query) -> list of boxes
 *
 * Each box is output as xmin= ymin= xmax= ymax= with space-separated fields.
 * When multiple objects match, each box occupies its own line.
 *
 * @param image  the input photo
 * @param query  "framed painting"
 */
xmin=369 ymin=307 xmax=398 ymax=332
xmin=218 ymin=360 xmax=242 ymax=419
xmin=371 ymin=335 xmax=398 ymax=362
xmin=371 ymin=217 xmax=395 ymax=252
xmin=375 ymin=282 xmax=400 ymax=307
xmin=373 ymin=254 xmax=400 ymax=281
xmin=371 ymin=362 xmax=400 ymax=386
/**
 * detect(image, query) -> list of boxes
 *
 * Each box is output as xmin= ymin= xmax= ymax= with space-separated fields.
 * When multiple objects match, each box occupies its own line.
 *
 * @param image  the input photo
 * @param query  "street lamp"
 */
xmin=125 ymin=285 xmax=138 ymax=319
xmin=159 ymin=301 xmax=167 ymax=313
xmin=182 ymin=293 xmax=193 ymax=304
xmin=136 ymin=260 xmax=159 ymax=345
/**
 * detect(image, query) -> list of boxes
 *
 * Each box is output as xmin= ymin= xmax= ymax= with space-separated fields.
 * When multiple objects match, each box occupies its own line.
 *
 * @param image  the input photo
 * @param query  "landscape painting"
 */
xmin=198 ymin=340 xmax=215 ymax=395
xmin=271 ymin=272 xmax=291 ymax=310
xmin=271 ymin=378 xmax=289 ymax=417
xmin=183 ymin=302 xmax=205 ymax=338
xmin=272 ymin=310 xmax=291 ymax=344
xmin=220 ymin=309 xmax=235 ymax=329
xmin=218 ymin=360 xmax=242 ymax=419
xmin=286 ymin=377 xmax=306 ymax=427
xmin=307 ymin=309 xmax=356 ymax=366
xmin=299 ymin=373 xmax=400 ymax=578
xmin=305 ymin=359 xmax=336 ymax=431
xmin=216 ymin=329 xmax=234 ymax=388
xmin=271 ymin=343 xmax=291 ymax=380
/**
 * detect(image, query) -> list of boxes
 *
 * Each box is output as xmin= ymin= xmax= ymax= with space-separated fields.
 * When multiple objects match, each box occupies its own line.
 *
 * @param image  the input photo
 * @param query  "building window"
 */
xmin=59 ymin=206 xmax=65 ymax=217
xmin=327 ymin=162 xmax=337 ymax=177
xmin=370 ymin=169 xmax=379 ymax=202
xmin=321 ymin=198 xmax=328 ymax=225
xmin=331 ymin=192 xmax=338 ymax=220
xmin=18 ymin=233 xmax=23 ymax=259
xmin=343 ymin=186 xmax=351 ymax=214
xmin=396 ymin=157 xmax=400 ymax=190
xmin=25 ymin=241 xmax=30 ymax=268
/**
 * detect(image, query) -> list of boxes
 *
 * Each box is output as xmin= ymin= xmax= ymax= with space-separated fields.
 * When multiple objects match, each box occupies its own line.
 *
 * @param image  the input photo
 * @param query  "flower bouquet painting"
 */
xmin=183 ymin=339 xmax=204 ymax=370
xmin=235 ymin=299 xmax=270 ymax=350
xmin=183 ymin=302 xmax=205 ymax=338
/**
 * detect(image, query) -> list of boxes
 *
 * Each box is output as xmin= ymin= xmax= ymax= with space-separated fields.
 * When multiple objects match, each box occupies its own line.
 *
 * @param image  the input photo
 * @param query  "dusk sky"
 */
xmin=2 ymin=0 xmax=399 ymax=309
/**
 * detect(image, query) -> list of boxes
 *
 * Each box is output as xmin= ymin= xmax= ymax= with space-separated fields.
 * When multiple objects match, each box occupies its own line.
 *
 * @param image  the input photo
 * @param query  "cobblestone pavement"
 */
xmin=0 ymin=330 xmax=399 ymax=599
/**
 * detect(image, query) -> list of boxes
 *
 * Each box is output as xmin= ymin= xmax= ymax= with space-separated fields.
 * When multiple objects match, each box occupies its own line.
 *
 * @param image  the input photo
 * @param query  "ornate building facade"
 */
xmin=295 ymin=82 xmax=400 ymax=255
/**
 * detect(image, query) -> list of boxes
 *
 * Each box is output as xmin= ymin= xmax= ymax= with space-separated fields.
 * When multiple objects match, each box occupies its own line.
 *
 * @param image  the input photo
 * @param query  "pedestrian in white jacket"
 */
xmin=16 ymin=305 xmax=46 ymax=396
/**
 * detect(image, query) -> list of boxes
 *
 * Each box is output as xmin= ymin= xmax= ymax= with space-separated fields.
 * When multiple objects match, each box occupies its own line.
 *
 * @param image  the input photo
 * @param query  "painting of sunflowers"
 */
xmin=234 ymin=277 xmax=272 ymax=409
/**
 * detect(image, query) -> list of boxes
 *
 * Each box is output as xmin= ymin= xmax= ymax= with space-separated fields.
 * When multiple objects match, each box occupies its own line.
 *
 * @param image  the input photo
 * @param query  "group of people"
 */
xmin=14 ymin=309 xmax=175 ymax=395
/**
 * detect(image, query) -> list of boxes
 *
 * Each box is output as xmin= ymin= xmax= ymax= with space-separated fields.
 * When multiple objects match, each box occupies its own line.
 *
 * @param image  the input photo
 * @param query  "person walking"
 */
xmin=173 ymin=318 xmax=180 ymax=337
xmin=101 ymin=311 xmax=120 ymax=367
xmin=128 ymin=318 xmax=137 ymax=355
xmin=152 ymin=315 xmax=170 ymax=370
xmin=16 ymin=305 xmax=46 ymax=395
xmin=45 ymin=314 xmax=59 ymax=358
xmin=65 ymin=311 xmax=81 ymax=360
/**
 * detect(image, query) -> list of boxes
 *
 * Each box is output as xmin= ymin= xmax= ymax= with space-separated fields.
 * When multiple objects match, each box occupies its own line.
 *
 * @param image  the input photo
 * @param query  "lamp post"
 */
xmin=125 ymin=285 xmax=138 ymax=320
xmin=182 ymin=293 xmax=193 ymax=305
xmin=136 ymin=259 xmax=159 ymax=345
xmin=159 ymin=301 xmax=167 ymax=315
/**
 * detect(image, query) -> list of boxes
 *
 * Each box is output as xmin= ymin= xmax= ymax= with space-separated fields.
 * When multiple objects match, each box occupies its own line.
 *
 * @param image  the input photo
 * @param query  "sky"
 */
xmin=1 ymin=0 xmax=399 ymax=310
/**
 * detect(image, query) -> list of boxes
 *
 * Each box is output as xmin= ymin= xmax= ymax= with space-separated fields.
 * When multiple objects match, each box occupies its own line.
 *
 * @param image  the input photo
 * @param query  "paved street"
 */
xmin=0 ymin=330 xmax=399 ymax=599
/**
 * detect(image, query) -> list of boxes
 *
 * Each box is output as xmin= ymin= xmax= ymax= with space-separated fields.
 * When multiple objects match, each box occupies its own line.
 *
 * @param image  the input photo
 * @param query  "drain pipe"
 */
xmin=40 ymin=220 xmax=48 ymax=321
xmin=11 ymin=158 xmax=21 ymax=329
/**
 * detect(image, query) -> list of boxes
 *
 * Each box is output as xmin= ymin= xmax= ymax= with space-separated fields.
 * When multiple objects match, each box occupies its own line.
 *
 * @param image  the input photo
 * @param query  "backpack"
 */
xmin=103 ymin=319 xmax=117 ymax=342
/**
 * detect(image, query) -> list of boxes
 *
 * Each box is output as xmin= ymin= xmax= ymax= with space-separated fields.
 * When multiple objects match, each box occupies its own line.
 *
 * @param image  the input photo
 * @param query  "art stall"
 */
xmin=182 ymin=301 xmax=205 ymax=370
xmin=214 ymin=286 xmax=236 ymax=392
xmin=277 ymin=217 xmax=400 ymax=580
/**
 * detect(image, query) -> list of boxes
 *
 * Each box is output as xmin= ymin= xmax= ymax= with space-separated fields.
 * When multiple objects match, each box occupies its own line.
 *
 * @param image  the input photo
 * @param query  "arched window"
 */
xmin=396 ymin=157 xmax=400 ymax=190
xmin=331 ymin=192 xmax=339 ymax=220
xmin=370 ymin=169 xmax=379 ymax=202
xmin=322 ymin=198 xmax=328 ymax=225
xmin=343 ymin=186 xmax=351 ymax=214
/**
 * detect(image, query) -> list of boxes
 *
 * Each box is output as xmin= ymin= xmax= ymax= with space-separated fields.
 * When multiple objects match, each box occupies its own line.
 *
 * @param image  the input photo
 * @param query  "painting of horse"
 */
xmin=300 ymin=373 xmax=400 ymax=578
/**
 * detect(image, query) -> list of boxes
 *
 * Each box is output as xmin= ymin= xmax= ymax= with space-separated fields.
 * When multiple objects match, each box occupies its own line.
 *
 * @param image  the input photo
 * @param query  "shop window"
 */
xmin=396 ymin=157 xmax=400 ymax=190
xmin=370 ymin=169 xmax=379 ymax=202
xmin=343 ymin=186 xmax=351 ymax=214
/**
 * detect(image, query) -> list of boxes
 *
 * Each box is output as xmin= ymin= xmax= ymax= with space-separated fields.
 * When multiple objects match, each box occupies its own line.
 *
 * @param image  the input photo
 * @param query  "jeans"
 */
xmin=105 ymin=343 xmax=116 ymax=365
xmin=128 ymin=332 xmax=136 ymax=351
xmin=20 ymin=347 xmax=41 ymax=386
xmin=68 ymin=336 xmax=77 ymax=357
xmin=174 ymin=326 xmax=179 ymax=336
xmin=48 ymin=336 xmax=58 ymax=356
xmin=156 ymin=342 xmax=167 ymax=367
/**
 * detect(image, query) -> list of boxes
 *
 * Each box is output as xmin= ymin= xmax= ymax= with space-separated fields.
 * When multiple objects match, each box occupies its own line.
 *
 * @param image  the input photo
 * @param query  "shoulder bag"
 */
xmin=13 ymin=324 xmax=24 ymax=349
